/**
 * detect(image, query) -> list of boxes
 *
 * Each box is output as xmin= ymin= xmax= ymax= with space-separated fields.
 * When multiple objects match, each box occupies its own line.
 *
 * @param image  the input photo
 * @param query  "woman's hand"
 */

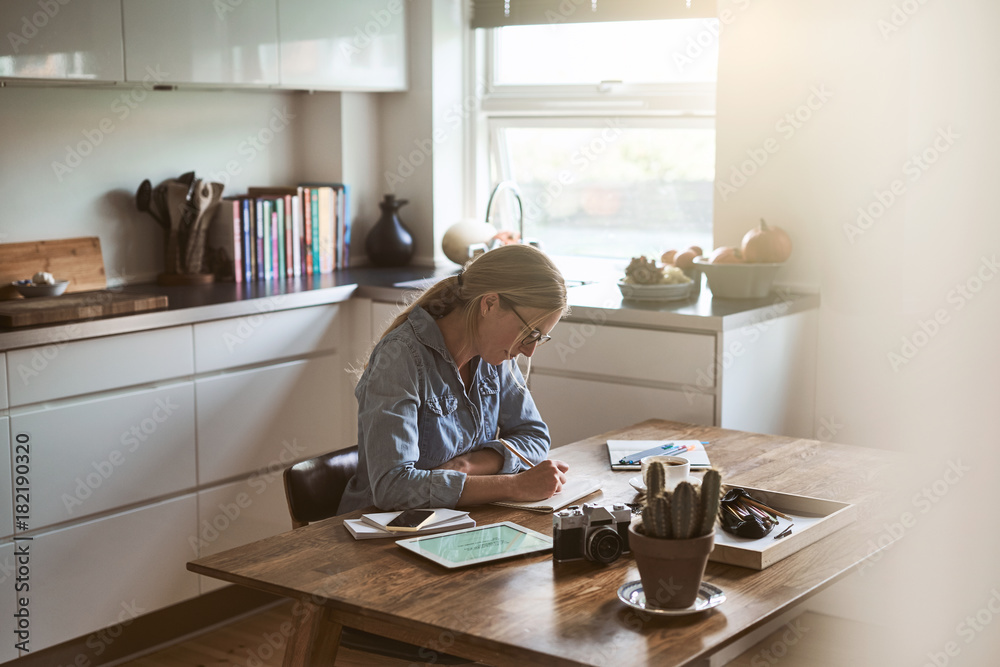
xmin=509 ymin=459 xmax=570 ymax=501
xmin=435 ymin=448 xmax=504 ymax=475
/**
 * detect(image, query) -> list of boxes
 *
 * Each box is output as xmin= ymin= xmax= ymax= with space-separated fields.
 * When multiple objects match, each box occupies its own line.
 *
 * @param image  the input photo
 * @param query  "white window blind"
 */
xmin=470 ymin=0 xmax=718 ymax=28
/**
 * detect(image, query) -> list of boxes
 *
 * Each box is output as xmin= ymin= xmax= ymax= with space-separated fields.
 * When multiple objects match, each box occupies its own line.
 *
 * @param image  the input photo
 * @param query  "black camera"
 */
xmin=552 ymin=503 xmax=631 ymax=564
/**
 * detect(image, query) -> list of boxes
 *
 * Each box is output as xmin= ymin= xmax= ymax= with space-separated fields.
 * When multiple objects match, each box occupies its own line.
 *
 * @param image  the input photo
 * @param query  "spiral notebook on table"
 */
xmin=489 ymin=477 xmax=602 ymax=513
xmin=606 ymin=440 xmax=712 ymax=471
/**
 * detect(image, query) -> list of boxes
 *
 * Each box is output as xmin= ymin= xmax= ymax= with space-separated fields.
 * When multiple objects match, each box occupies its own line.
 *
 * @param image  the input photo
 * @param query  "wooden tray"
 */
xmin=0 ymin=291 xmax=168 ymax=328
xmin=709 ymin=486 xmax=856 ymax=570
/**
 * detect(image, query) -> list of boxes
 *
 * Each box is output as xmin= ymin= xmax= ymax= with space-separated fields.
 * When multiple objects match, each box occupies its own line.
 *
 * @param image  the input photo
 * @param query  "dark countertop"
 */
xmin=0 ymin=263 xmax=819 ymax=352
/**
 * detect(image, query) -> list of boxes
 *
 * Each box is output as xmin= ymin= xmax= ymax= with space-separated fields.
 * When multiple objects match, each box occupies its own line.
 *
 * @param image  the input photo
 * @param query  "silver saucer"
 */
xmin=617 ymin=580 xmax=726 ymax=616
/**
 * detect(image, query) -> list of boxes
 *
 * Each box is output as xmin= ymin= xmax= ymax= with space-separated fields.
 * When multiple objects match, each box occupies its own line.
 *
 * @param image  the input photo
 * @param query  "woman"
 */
xmin=338 ymin=244 xmax=570 ymax=513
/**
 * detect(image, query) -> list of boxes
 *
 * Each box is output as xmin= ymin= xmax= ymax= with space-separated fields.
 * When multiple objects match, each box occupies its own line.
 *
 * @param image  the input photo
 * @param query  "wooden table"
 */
xmin=188 ymin=419 xmax=901 ymax=666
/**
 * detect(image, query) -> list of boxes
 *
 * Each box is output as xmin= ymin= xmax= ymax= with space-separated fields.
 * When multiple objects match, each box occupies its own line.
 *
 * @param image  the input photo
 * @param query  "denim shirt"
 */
xmin=337 ymin=305 xmax=551 ymax=513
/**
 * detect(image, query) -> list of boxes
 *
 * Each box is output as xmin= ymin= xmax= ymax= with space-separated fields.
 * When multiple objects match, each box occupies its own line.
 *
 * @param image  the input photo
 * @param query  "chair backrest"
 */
xmin=283 ymin=445 xmax=359 ymax=528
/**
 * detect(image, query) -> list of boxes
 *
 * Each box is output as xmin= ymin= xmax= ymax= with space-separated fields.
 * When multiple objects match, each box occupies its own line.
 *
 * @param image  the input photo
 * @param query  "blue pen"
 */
xmin=619 ymin=442 xmax=691 ymax=465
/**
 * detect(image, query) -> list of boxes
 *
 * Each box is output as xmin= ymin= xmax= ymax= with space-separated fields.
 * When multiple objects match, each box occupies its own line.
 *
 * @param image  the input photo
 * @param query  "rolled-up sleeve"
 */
xmin=357 ymin=339 xmax=467 ymax=510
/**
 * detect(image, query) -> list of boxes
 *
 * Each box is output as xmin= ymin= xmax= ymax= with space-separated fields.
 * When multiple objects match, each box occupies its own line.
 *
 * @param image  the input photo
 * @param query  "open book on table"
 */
xmin=344 ymin=508 xmax=474 ymax=540
xmin=489 ymin=477 xmax=602 ymax=513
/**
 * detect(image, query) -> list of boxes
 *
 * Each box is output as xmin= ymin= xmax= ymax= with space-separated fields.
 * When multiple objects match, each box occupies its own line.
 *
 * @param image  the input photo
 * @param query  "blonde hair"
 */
xmin=378 ymin=244 xmax=568 ymax=354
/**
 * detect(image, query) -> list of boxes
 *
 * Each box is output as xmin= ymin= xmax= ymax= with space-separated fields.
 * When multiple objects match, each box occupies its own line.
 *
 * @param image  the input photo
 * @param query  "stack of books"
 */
xmin=344 ymin=509 xmax=475 ymax=540
xmin=210 ymin=182 xmax=349 ymax=282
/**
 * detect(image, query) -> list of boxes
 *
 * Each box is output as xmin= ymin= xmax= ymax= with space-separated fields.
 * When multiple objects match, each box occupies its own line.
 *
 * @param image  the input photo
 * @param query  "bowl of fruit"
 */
xmin=619 ymin=256 xmax=693 ymax=302
xmin=695 ymin=219 xmax=792 ymax=299
xmin=11 ymin=272 xmax=70 ymax=298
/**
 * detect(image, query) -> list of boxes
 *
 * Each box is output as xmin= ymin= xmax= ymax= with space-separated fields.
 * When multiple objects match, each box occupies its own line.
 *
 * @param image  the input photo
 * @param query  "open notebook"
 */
xmin=490 ymin=477 xmax=602 ymax=513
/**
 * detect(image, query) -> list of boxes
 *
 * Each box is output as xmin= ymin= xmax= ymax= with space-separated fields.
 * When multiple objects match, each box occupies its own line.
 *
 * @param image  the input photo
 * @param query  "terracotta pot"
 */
xmin=628 ymin=524 xmax=714 ymax=609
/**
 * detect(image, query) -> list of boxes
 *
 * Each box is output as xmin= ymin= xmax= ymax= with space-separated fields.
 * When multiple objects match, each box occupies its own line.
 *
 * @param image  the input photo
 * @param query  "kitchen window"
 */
xmin=478 ymin=18 xmax=718 ymax=260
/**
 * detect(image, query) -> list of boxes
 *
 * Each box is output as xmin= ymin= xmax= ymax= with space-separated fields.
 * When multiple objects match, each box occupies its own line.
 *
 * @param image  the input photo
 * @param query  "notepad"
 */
xmin=345 ymin=509 xmax=475 ymax=540
xmin=489 ymin=477 xmax=602 ymax=513
xmin=606 ymin=440 xmax=712 ymax=471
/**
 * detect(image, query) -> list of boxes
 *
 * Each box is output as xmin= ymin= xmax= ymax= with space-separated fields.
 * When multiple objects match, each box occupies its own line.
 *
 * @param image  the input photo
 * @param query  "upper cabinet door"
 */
xmin=0 ymin=0 xmax=124 ymax=81
xmin=122 ymin=0 xmax=279 ymax=86
xmin=279 ymin=0 xmax=407 ymax=91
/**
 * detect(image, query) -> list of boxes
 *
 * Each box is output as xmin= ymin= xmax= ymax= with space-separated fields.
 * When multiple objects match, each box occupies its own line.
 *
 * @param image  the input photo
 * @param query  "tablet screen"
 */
xmin=396 ymin=522 xmax=552 ymax=568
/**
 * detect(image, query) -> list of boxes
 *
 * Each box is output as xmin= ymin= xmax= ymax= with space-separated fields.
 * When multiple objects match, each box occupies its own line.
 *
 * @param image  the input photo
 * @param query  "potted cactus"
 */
xmin=628 ymin=463 xmax=722 ymax=609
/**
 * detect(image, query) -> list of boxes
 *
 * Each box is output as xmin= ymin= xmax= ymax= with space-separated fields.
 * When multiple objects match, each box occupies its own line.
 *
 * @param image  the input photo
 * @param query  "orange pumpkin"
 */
xmin=741 ymin=219 xmax=792 ymax=263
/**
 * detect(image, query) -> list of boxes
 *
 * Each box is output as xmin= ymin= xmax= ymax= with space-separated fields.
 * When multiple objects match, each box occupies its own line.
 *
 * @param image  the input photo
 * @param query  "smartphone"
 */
xmin=385 ymin=509 xmax=437 ymax=532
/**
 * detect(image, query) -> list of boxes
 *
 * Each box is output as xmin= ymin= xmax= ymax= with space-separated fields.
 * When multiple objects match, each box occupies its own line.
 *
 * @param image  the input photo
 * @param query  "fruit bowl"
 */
xmin=11 ymin=280 xmax=70 ymax=298
xmin=693 ymin=258 xmax=782 ymax=299
xmin=618 ymin=280 xmax=692 ymax=302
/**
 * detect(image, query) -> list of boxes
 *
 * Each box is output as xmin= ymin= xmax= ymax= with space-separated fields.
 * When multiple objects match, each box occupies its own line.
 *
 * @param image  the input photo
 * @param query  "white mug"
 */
xmin=641 ymin=455 xmax=690 ymax=491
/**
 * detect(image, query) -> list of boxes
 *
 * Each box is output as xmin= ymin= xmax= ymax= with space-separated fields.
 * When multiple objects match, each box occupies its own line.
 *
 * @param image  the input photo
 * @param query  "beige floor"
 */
xmin=120 ymin=602 xmax=889 ymax=666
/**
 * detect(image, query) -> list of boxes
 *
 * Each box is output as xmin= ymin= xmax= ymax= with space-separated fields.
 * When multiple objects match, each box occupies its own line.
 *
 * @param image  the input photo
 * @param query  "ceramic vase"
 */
xmin=628 ymin=524 xmax=715 ymax=609
xmin=366 ymin=194 xmax=415 ymax=267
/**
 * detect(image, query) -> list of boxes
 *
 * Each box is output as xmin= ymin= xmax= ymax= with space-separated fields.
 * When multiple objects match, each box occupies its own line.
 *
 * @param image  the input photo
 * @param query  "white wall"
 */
xmin=715 ymin=1 xmax=1000 ymax=658
xmin=0 ymin=85 xmax=379 ymax=283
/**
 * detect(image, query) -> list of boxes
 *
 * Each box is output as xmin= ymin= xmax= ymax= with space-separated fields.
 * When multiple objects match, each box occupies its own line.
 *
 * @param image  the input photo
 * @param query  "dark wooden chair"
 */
xmin=282 ymin=446 xmax=472 ymax=665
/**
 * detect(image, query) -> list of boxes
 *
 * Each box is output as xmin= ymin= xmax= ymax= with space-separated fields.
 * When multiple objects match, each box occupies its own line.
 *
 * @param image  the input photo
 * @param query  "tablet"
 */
xmin=396 ymin=522 xmax=552 ymax=569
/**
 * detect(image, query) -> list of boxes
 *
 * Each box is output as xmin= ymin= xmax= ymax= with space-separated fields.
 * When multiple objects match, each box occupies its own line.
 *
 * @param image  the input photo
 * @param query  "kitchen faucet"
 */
xmin=484 ymin=180 xmax=524 ymax=245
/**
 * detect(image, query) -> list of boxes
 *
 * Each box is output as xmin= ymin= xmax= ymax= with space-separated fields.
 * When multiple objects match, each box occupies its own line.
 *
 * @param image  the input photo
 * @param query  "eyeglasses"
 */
xmin=499 ymin=295 xmax=552 ymax=347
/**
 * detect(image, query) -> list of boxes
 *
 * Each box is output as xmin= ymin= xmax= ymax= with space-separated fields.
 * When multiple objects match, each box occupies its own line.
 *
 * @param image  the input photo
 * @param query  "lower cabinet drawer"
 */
xmin=530 ymin=374 xmax=715 ymax=448
xmin=11 ymin=383 xmax=197 ymax=529
xmin=0 ymin=542 xmax=17 ymax=663
xmin=532 ymin=322 xmax=716 ymax=387
xmin=28 ymin=494 xmax=200 ymax=652
xmin=1 ymin=420 xmax=11 ymax=538
xmin=197 ymin=354 xmax=342 ymax=484
xmin=194 ymin=476 xmax=293 ymax=594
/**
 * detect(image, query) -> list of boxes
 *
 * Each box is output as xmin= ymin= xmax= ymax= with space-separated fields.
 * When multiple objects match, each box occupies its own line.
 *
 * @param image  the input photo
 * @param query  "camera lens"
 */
xmin=585 ymin=527 xmax=624 ymax=564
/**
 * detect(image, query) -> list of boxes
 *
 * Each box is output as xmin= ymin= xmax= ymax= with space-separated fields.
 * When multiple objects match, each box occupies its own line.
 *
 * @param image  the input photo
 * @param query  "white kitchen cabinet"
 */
xmin=193 ymin=303 xmax=341 ymax=373
xmin=28 ymin=494 xmax=200 ymax=652
xmin=0 ymin=542 xmax=17 ymax=663
xmin=1 ymin=422 xmax=12 ymax=539
xmin=0 ymin=353 xmax=7 ymax=408
xmin=196 ymin=355 xmax=342 ymax=484
xmin=532 ymin=323 xmax=716 ymax=387
xmin=122 ymin=0 xmax=279 ymax=86
xmin=0 ymin=0 xmax=124 ymax=81
xmin=13 ymin=383 xmax=196 ymax=529
xmin=195 ymin=474 xmax=291 ymax=593
xmin=531 ymin=375 xmax=714 ymax=449
xmin=278 ymin=0 xmax=407 ymax=91
xmin=5 ymin=326 xmax=193 ymax=406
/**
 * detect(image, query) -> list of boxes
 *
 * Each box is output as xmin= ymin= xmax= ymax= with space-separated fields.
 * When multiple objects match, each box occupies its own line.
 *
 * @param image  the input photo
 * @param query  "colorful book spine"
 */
xmin=255 ymin=199 xmax=265 ymax=281
xmin=291 ymin=193 xmax=302 ymax=277
xmin=310 ymin=188 xmax=321 ymax=275
xmin=303 ymin=189 xmax=313 ymax=276
xmin=242 ymin=198 xmax=253 ymax=283
xmin=275 ymin=198 xmax=285 ymax=280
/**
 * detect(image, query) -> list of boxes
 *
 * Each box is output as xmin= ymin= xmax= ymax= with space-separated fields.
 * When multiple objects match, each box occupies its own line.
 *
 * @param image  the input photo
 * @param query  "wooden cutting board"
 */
xmin=0 ymin=291 xmax=168 ymax=328
xmin=0 ymin=237 xmax=106 ymax=301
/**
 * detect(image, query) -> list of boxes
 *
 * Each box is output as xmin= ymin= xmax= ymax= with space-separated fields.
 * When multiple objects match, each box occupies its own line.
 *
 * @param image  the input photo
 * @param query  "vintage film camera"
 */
xmin=552 ymin=503 xmax=632 ymax=564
